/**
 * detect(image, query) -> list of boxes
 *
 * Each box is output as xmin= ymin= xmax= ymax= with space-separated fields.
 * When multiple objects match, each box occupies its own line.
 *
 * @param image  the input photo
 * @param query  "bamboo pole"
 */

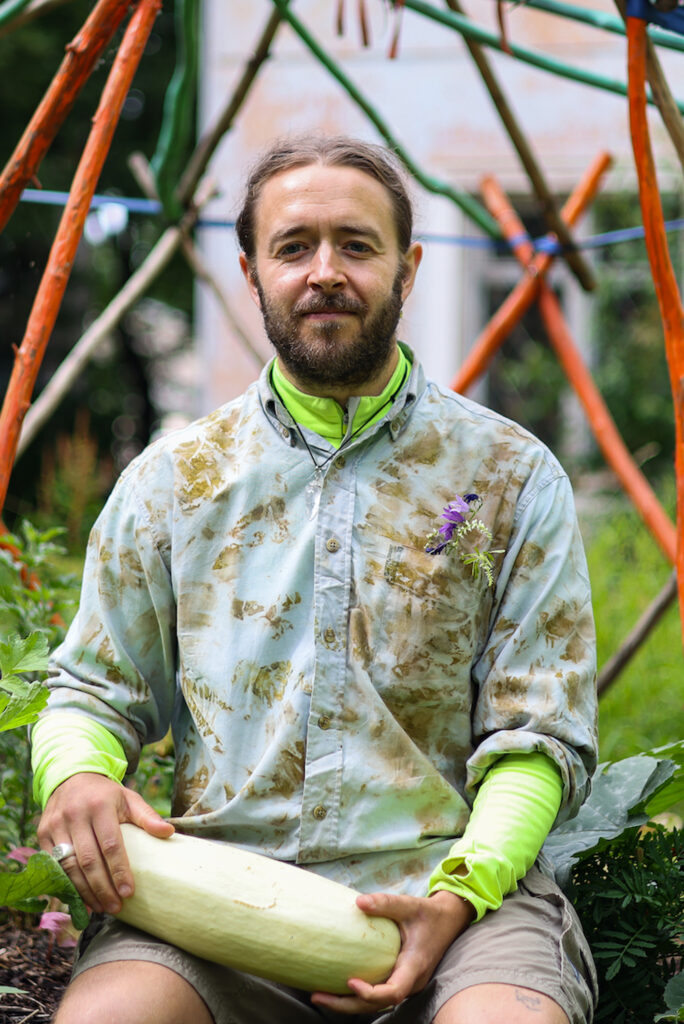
xmin=480 ymin=173 xmax=677 ymax=565
xmin=627 ymin=14 xmax=684 ymax=643
xmin=0 ymin=0 xmax=133 ymax=234
xmin=450 ymin=151 xmax=613 ymax=395
xmin=0 ymin=0 xmax=162 ymax=517
xmin=445 ymin=0 xmax=596 ymax=293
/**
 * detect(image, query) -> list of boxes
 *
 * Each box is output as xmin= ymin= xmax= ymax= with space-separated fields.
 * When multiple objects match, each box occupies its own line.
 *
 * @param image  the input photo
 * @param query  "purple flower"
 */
xmin=425 ymin=493 xmax=479 ymax=555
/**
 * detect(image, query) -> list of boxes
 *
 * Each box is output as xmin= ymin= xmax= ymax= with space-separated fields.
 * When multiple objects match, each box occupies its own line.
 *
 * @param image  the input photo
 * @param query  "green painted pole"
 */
xmin=0 ymin=0 xmax=33 ymax=29
xmin=271 ymin=0 xmax=502 ymax=239
xmin=403 ymin=0 xmax=684 ymax=115
xmin=521 ymin=0 xmax=684 ymax=55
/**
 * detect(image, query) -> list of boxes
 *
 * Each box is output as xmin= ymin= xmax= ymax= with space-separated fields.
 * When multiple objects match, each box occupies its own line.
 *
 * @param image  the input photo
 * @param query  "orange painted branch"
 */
xmin=0 ymin=0 xmax=132 ymax=235
xmin=627 ymin=15 xmax=684 ymax=643
xmin=480 ymin=173 xmax=677 ymax=566
xmin=450 ymin=151 xmax=612 ymax=395
xmin=0 ymin=0 xmax=162 ymax=518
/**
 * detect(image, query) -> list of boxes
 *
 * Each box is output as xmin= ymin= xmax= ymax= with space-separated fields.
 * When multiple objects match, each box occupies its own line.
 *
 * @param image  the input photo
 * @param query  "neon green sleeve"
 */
xmin=428 ymin=751 xmax=562 ymax=921
xmin=31 ymin=712 xmax=128 ymax=809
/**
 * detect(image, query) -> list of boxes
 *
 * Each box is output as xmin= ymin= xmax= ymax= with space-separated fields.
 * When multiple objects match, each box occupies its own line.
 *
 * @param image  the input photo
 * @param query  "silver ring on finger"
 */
xmin=51 ymin=842 xmax=76 ymax=863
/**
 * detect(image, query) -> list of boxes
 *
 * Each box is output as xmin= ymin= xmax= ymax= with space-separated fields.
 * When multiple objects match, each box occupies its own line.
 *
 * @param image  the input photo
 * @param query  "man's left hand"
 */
xmin=310 ymin=888 xmax=475 ymax=1015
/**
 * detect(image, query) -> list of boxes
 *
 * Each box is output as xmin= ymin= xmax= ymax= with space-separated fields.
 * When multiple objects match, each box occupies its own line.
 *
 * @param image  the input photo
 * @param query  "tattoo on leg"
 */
xmin=514 ymin=988 xmax=543 ymax=1012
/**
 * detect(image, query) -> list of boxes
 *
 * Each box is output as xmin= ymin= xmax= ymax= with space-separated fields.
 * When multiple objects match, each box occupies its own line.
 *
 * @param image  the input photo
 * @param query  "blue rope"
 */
xmin=17 ymin=187 xmax=684 ymax=253
xmin=626 ymin=0 xmax=684 ymax=37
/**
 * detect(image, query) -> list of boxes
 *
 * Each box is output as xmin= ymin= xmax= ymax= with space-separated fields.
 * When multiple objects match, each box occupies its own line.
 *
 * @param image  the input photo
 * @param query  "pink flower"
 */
xmin=6 ymin=846 xmax=37 ymax=866
xmin=38 ymin=911 xmax=79 ymax=948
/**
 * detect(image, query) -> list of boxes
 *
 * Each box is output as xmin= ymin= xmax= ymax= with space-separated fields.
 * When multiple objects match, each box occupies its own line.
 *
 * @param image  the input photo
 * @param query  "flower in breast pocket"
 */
xmin=425 ymin=493 xmax=503 ymax=587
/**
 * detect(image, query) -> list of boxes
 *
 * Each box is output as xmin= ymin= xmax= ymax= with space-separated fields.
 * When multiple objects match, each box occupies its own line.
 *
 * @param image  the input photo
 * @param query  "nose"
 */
xmin=306 ymin=243 xmax=346 ymax=292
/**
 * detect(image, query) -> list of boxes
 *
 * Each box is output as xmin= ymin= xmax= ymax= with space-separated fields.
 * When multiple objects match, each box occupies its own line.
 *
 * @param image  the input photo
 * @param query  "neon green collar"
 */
xmin=271 ymin=348 xmax=410 ymax=448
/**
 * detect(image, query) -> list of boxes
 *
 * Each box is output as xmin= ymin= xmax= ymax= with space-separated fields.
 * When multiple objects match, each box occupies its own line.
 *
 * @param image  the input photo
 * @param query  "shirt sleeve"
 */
xmin=42 ymin=459 xmax=178 ymax=772
xmin=468 ymin=469 xmax=598 ymax=823
xmin=428 ymin=751 xmax=562 ymax=920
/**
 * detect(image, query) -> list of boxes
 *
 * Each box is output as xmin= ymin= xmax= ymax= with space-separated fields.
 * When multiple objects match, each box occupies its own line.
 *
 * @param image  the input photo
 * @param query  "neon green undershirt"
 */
xmin=270 ymin=347 xmax=410 ymax=448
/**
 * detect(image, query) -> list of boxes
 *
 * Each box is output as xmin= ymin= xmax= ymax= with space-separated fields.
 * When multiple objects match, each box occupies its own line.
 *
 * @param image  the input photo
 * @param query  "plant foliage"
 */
xmin=544 ymin=741 xmax=684 ymax=1022
xmin=569 ymin=826 xmax=683 ymax=1023
xmin=0 ymin=849 xmax=88 ymax=930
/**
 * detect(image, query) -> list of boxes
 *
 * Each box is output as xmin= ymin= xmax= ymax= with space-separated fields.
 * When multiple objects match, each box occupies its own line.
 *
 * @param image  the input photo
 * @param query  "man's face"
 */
xmin=240 ymin=163 xmax=421 ymax=396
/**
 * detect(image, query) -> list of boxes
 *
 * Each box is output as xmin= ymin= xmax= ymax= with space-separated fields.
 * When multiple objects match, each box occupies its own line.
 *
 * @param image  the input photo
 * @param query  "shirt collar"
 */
xmin=258 ymin=342 xmax=424 ymax=446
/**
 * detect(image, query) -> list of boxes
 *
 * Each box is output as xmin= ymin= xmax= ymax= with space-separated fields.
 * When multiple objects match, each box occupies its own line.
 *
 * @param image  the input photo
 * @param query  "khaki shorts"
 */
xmin=71 ymin=864 xmax=598 ymax=1024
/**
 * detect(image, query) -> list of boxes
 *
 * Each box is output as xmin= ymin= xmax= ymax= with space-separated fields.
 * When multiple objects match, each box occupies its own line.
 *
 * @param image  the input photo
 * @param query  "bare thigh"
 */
xmin=54 ymin=959 xmax=214 ymax=1024
xmin=434 ymin=983 xmax=570 ymax=1024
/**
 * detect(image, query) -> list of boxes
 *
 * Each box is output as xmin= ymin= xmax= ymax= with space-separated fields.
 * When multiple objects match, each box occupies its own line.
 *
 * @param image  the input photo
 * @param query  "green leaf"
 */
xmin=0 ymin=851 xmax=88 ymax=930
xmin=643 ymin=741 xmax=684 ymax=817
xmin=0 ymin=682 xmax=48 ymax=732
xmin=0 ymin=632 xmax=49 ymax=679
xmin=543 ymin=750 xmax=682 ymax=886
xmin=0 ymin=986 xmax=28 ymax=995
xmin=665 ymin=972 xmax=684 ymax=1012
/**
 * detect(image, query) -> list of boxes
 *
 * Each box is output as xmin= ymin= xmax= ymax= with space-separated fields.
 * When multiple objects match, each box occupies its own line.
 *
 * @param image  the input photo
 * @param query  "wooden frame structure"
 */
xmin=0 ymin=0 xmax=682 ymax=689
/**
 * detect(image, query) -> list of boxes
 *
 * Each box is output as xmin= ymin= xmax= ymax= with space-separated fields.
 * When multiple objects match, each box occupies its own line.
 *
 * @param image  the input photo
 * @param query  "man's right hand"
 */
xmin=37 ymin=773 xmax=174 ymax=915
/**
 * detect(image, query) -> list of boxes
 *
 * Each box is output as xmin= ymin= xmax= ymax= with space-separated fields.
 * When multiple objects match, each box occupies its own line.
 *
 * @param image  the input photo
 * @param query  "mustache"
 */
xmin=293 ymin=295 xmax=367 ymax=316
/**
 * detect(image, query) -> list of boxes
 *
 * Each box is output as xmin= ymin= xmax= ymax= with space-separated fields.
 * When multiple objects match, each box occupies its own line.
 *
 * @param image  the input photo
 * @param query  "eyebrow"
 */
xmin=268 ymin=224 xmax=385 ymax=248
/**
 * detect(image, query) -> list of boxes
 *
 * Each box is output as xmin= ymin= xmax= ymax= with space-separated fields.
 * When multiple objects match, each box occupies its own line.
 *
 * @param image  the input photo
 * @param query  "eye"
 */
xmin=344 ymin=241 xmax=372 ymax=254
xmin=276 ymin=241 xmax=307 ymax=258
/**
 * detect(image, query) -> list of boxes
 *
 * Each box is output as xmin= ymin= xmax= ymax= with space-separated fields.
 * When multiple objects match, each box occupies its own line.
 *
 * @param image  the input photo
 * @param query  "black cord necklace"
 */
xmin=272 ymin=362 xmax=409 ymax=517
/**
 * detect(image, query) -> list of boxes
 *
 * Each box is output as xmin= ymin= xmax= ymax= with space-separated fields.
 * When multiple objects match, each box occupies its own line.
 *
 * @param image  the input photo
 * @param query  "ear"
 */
xmin=399 ymin=242 xmax=423 ymax=302
xmin=239 ymin=252 xmax=262 ymax=310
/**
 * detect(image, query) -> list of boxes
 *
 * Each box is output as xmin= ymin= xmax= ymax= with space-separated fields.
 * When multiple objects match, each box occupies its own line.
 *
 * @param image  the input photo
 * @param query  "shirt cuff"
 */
xmin=31 ymin=711 xmax=128 ymax=808
xmin=427 ymin=751 xmax=562 ymax=921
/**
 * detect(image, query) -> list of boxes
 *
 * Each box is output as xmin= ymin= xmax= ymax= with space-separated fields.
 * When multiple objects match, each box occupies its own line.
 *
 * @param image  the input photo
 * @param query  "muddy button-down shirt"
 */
xmin=47 ymin=351 xmax=597 ymax=895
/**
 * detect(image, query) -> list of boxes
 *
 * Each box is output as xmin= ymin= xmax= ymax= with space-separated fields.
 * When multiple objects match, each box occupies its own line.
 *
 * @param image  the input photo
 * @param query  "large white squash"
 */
xmin=117 ymin=824 xmax=401 ymax=994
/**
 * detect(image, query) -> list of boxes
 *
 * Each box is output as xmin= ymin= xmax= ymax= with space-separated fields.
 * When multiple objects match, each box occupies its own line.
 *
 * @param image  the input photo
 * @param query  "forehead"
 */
xmin=253 ymin=163 xmax=399 ymax=246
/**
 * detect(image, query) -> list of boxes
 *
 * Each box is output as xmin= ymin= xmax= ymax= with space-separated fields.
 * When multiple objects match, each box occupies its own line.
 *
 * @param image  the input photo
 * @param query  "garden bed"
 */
xmin=0 ymin=919 xmax=74 ymax=1022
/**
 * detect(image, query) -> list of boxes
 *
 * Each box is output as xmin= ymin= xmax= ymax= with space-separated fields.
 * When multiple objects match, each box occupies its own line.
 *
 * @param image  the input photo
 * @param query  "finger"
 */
xmin=310 ymin=989 xmax=395 ymax=1015
xmin=75 ymin=825 xmax=129 ymax=915
xmin=51 ymin=835 xmax=108 ymax=914
xmin=92 ymin=809 xmax=135 ymax=905
xmin=355 ymin=891 xmax=416 ymax=924
xmin=122 ymin=789 xmax=175 ymax=838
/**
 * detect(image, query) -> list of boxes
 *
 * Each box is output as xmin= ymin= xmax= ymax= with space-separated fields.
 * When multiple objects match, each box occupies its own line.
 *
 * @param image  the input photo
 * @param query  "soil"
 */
xmin=0 ymin=919 xmax=75 ymax=1023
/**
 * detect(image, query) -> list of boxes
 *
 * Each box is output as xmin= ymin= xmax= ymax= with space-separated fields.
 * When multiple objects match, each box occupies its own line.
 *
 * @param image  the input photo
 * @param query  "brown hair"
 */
xmin=235 ymin=135 xmax=414 ymax=260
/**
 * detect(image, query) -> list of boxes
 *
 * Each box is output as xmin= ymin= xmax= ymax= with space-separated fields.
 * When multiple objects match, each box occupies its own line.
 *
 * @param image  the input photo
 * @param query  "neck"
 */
xmin=276 ymin=344 xmax=400 ymax=407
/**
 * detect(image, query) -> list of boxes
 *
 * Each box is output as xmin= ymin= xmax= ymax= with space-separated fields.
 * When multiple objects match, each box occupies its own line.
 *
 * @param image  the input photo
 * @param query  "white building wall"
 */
xmin=194 ymin=1 xmax=684 ymax=414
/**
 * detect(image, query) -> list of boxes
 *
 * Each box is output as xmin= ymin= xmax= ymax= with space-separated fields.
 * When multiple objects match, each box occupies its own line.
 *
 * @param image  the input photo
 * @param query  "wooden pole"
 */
xmin=597 ymin=571 xmax=678 ymax=695
xmin=614 ymin=0 xmax=684 ymax=177
xmin=450 ymin=151 xmax=613 ymax=395
xmin=0 ymin=0 xmax=162 ymax=517
xmin=445 ymin=0 xmax=596 ymax=293
xmin=480 ymin=173 xmax=677 ymax=566
xmin=176 ymin=5 xmax=288 ymax=206
xmin=627 ymin=13 xmax=684 ymax=644
xmin=0 ymin=0 xmax=132 ymax=234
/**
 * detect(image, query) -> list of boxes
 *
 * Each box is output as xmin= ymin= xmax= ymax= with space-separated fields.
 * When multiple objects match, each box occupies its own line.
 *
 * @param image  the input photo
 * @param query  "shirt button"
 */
xmin=336 ymin=456 xmax=346 ymax=469
xmin=323 ymin=627 xmax=336 ymax=644
xmin=318 ymin=715 xmax=331 ymax=730
xmin=312 ymin=804 xmax=328 ymax=820
xmin=326 ymin=537 xmax=340 ymax=553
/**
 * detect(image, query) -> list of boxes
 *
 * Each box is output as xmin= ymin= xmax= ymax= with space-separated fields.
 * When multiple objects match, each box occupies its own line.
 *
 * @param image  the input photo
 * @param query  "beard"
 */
xmin=254 ymin=267 xmax=405 ymax=393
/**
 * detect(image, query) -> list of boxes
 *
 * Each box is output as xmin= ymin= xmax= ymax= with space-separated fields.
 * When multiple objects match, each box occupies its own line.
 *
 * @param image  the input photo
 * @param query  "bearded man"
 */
xmin=33 ymin=136 xmax=599 ymax=1024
